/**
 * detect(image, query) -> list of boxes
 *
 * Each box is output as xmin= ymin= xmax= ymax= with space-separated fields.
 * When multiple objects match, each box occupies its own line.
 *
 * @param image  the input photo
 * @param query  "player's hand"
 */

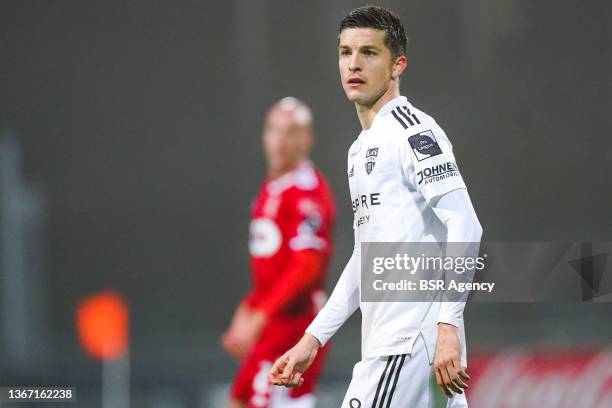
xmin=221 ymin=302 xmax=251 ymax=358
xmin=221 ymin=306 xmax=267 ymax=359
xmin=268 ymin=333 xmax=321 ymax=387
xmin=434 ymin=323 xmax=470 ymax=398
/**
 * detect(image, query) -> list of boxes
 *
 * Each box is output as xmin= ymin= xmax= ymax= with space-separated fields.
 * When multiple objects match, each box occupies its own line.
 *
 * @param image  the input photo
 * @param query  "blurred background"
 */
xmin=1 ymin=0 xmax=611 ymax=407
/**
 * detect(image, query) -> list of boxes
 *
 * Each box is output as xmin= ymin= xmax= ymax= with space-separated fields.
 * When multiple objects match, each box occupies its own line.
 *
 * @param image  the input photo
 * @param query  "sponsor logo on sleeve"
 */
xmin=408 ymin=130 xmax=443 ymax=161
xmin=290 ymin=199 xmax=326 ymax=251
xmin=416 ymin=162 xmax=461 ymax=185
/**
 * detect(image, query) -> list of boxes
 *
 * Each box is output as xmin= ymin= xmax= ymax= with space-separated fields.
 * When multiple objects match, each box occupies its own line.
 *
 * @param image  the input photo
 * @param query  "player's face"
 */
xmin=338 ymin=28 xmax=400 ymax=106
xmin=262 ymin=108 xmax=311 ymax=176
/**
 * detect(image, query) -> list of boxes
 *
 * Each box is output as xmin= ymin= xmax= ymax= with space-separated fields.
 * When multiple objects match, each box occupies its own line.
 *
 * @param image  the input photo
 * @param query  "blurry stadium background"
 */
xmin=1 ymin=1 xmax=611 ymax=407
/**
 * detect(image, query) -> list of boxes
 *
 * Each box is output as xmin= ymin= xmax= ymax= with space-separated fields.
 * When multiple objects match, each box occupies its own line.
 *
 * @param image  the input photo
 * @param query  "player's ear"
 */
xmin=303 ymin=129 xmax=314 ymax=153
xmin=392 ymin=55 xmax=408 ymax=80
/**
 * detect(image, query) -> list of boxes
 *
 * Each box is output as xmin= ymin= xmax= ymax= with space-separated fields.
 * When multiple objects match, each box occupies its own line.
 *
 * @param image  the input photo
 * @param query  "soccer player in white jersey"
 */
xmin=269 ymin=6 xmax=482 ymax=407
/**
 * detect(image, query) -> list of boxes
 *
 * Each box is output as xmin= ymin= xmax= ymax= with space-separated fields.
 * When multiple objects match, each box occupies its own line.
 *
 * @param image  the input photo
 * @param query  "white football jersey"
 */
xmin=308 ymin=95 xmax=469 ymax=364
xmin=348 ymin=95 xmax=465 ymax=243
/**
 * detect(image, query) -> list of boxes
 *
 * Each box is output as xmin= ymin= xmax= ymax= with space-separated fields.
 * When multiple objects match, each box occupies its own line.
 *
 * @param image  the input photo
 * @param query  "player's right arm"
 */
xmin=304 ymin=238 xmax=360 ymax=345
xmin=269 ymin=236 xmax=361 ymax=387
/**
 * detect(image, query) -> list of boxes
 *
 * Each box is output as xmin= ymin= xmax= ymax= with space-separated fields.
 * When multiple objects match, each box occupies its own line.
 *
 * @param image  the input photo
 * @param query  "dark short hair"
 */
xmin=339 ymin=6 xmax=408 ymax=59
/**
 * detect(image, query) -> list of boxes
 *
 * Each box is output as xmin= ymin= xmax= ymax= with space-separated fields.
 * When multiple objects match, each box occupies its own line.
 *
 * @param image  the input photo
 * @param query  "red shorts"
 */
xmin=230 ymin=313 xmax=329 ymax=408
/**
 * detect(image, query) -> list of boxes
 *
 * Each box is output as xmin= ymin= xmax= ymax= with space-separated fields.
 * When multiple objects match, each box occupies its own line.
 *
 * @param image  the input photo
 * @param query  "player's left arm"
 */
xmin=400 ymin=122 xmax=483 ymax=397
xmin=431 ymin=188 xmax=483 ymax=327
xmin=430 ymin=188 xmax=482 ymax=397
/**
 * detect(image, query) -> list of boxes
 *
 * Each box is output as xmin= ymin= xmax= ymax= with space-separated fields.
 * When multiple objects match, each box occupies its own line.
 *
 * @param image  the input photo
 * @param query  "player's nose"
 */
xmin=348 ymin=55 xmax=362 ymax=72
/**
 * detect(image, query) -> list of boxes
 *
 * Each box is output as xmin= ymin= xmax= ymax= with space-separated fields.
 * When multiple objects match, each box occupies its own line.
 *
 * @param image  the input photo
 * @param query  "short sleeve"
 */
xmin=400 ymin=124 xmax=467 ymax=203
xmin=287 ymin=194 xmax=331 ymax=252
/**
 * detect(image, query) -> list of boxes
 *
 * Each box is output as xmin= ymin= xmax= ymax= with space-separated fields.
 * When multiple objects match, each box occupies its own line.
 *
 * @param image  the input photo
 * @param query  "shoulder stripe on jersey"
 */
xmin=371 ymin=356 xmax=393 ymax=408
xmin=400 ymin=105 xmax=421 ymax=125
xmin=376 ymin=355 xmax=400 ymax=408
xmin=390 ymin=109 xmax=408 ymax=129
xmin=396 ymin=106 xmax=415 ymax=126
xmin=383 ymin=354 xmax=406 ymax=408
xmin=391 ymin=106 xmax=421 ymax=130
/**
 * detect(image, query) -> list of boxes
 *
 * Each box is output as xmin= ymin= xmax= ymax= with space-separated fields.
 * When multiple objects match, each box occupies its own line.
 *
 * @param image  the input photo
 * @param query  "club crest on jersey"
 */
xmin=348 ymin=164 xmax=354 ymax=178
xmin=408 ymin=130 xmax=443 ymax=161
xmin=365 ymin=147 xmax=379 ymax=175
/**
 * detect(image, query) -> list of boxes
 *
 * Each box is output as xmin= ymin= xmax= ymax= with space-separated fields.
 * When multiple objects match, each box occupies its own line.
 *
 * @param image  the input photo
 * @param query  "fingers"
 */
xmin=435 ymin=359 xmax=469 ymax=398
xmin=434 ymin=367 xmax=452 ymax=398
xmin=281 ymin=357 xmax=297 ymax=382
xmin=268 ymin=356 xmax=288 ymax=385
xmin=439 ymin=365 xmax=459 ymax=396
xmin=451 ymin=366 xmax=470 ymax=391
xmin=221 ymin=335 xmax=237 ymax=358
xmin=450 ymin=361 xmax=469 ymax=392
xmin=282 ymin=371 xmax=304 ymax=387
xmin=287 ymin=372 xmax=303 ymax=387
xmin=458 ymin=368 xmax=471 ymax=381
xmin=452 ymin=369 xmax=469 ymax=390
xmin=268 ymin=354 xmax=306 ymax=387
xmin=226 ymin=340 xmax=245 ymax=360
xmin=444 ymin=364 xmax=464 ymax=394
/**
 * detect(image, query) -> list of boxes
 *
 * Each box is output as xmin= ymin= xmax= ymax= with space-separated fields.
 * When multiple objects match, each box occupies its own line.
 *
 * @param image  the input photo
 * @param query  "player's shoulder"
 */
xmin=293 ymin=162 xmax=317 ymax=189
xmin=310 ymin=166 xmax=333 ymax=194
xmin=284 ymin=163 xmax=335 ymax=220
xmin=375 ymin=99 xmax=458 ymax=165
xmin=296 ymin=165 xmax=335 ymax=210
xmin=378 ymin=98 xmax=443 ymax=138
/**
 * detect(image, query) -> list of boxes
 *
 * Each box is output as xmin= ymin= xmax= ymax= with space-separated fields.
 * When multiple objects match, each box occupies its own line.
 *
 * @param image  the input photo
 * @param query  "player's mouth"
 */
xmin=347 ymin=76 xmax=366 ymax=88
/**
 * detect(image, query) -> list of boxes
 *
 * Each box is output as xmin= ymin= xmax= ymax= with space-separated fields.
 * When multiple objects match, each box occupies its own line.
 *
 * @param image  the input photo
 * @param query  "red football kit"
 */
xmin=230 ymin=161 xmax=336 ymax=408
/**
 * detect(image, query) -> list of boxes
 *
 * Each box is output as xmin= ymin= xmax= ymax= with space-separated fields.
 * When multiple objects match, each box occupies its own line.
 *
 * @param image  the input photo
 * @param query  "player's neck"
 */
xmin=267 ymin=159 xmax=306 ymax=180
xmin=355 ymin=86 xmax=400 ymax=130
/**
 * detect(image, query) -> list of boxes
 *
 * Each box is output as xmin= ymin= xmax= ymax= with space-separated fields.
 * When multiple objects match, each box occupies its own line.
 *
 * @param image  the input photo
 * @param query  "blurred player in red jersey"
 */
xmin=221 ymin=97 xmax=336 ymax=408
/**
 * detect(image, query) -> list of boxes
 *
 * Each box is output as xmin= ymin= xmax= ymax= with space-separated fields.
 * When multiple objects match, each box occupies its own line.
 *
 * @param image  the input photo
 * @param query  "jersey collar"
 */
xmin=266 ymin=160 xmax=315 ymax=195
xmin=371 ymin=95 xmax=408 ymax=128
xmin=358 ymin=95 xmax=408 ymax=138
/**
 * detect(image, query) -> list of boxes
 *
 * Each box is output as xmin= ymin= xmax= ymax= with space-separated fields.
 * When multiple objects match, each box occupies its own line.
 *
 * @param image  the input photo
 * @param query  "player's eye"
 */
xmin=340 ymin=49 xmax=351 ymax=56
xmin=363 ymin=49 xmax=376 ymax=56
